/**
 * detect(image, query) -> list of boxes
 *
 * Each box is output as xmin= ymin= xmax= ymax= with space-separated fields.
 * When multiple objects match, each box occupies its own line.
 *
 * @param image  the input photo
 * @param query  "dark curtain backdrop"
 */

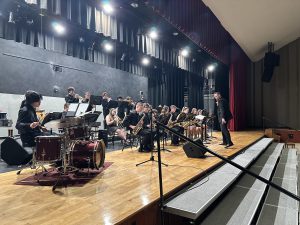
xmin=188 ymin=72 xmax=204 ymax=109
xmin=148 ymin=64 xmax=185 ymax=108
xmin=147 ymin=0 xmax=251 ymax=130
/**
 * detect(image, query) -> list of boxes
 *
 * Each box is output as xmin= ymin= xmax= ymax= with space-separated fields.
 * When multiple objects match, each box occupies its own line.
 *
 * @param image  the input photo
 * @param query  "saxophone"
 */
xmin=132 ymin=114 xmax=145 ymax=135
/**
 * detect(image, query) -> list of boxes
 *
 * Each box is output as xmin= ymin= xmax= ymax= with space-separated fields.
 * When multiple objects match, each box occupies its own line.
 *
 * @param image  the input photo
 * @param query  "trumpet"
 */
xmin=114 ymin=115 xmax=123 ymax=127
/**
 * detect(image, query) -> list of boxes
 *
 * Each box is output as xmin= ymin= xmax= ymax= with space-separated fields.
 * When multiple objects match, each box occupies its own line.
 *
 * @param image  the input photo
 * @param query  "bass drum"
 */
xmin=69 ymin=140 xmax=106 ymax=169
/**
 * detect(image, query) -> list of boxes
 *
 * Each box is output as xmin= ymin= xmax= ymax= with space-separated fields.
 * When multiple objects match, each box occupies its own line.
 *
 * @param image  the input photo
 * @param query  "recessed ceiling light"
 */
xmin=130 ymin=2 xmax=139 ymax=8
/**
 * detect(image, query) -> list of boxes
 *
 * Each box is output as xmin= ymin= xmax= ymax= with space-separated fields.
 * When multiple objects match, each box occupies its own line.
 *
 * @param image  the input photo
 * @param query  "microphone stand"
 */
xmin=136 ymin=110 xmax=168 ymax=167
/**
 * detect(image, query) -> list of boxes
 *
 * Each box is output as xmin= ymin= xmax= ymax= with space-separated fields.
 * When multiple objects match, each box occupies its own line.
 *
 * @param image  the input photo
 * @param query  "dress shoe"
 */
xmin=225 ymin=143 xmax=234 ymax=148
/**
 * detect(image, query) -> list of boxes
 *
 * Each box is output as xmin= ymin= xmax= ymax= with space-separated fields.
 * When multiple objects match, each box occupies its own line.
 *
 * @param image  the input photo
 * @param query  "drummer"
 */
xmin=16 ymin=91 xmax=46 ymax=147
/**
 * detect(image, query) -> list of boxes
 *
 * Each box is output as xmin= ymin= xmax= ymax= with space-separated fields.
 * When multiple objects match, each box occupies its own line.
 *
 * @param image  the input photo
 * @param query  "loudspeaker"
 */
xmin=262 ymin=52 xmax=280 ymax=82
xmin=183 ymin=139 xmax=207 ymax=158
xmin=98 ymin=130 xmax=108 ymax=147
xmin=1 ymin=137 xmax=33 ymax=165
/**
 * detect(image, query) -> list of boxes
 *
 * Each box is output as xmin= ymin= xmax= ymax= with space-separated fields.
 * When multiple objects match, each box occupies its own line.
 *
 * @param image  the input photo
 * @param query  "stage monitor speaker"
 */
xmin=183 ymin=138 xmax=207 ymax=158
xmin=1 ymin=137 xmax=33 ymax=165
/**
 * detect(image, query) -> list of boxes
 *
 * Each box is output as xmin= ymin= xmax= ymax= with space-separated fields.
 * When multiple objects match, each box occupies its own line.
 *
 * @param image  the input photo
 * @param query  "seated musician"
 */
xmin=16 ymin=91 xmax=45 ymax=147
xmin=65 ymin=87 xmax=80 ymax=104
xmin=105 ymin=108 xmax=127 ymax=141
xmin=192 ymin=108 xmax=202 ymax=139
xmin=158 ymin=106 xmax=171 ymax=125
xmin=61 ymin=103 xmax=69 ymax=119
xmin=168 ymin=105 xmax=185 ymax=145
xmin=187 ymin=108 xmax=198 ymax=139
xmin=123 ymin=102 xmax=153 ymax=152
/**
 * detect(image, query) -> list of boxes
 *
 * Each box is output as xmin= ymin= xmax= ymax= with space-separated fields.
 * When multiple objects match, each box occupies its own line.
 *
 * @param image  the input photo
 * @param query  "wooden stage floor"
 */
xmin=0 ymin=130 xmax=264 ymax=225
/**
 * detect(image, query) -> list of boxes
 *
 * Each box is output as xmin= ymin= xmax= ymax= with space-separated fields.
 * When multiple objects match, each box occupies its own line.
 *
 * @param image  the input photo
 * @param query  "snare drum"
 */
xmin=35 ymin=136 xmax=62 ymax=162
xmin=68 ymin=126 xmax=88 ymax=140
xmin=69 ymin=140 xmax=106 ymax=169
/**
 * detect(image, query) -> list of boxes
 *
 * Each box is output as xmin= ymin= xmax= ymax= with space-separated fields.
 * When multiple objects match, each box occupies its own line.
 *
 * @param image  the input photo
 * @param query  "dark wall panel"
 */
xmin=0 ymin=39 xmax=148 ymax=100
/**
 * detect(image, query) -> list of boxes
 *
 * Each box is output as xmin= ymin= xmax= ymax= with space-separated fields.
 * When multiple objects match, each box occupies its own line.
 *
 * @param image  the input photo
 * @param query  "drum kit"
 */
xmin=20 ymin=116 xmax=106 ymax=191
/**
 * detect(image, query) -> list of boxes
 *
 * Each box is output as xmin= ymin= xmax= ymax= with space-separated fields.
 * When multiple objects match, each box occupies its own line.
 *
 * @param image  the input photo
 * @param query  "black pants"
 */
xmin=220 ymin=122 xmax=233 ymax=145
xmin=139 ymin=128 xmax=155 ymax=151
xmin=171 ymin=126 xmax=184 ymax=144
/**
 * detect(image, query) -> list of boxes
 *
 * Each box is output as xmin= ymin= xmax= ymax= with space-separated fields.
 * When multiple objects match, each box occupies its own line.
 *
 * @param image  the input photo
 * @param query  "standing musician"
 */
xmin=105 ymin=108 xmax=127 ymax=141
xmin=117 ymin=96 xmax=126 ymax=119
xmin=65 ymin=87 xmax=80 ymax=104
xmin=213 ymin=92 xmax=234 ymax=148
xmin=123 ymin=102 xmax=153 ymax=152
xmin=125 ymin=96 xmax=135 ymax=115
xmin=16 ymin=91 xmax=45 ymax=147
xmin=81 ymin=91 xmax=94 ymax=112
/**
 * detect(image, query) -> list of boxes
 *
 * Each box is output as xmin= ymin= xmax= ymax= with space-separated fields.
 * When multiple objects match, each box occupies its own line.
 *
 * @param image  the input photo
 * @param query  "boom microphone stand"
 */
xmin=136 ymin=110 xmax=168 ymax=167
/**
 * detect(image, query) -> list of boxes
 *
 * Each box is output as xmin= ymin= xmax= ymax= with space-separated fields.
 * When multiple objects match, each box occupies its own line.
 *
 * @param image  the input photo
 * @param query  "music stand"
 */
xmin=75 ymin=103 xmax=90 ymax=117
xmin=90 ymin=95 xmax=103 ymax=105
xmin=66 ymin=103 xmax=79 ymax=117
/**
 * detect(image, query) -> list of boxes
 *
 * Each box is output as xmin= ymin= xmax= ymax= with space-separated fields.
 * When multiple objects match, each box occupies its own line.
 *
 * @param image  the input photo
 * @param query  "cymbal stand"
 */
xmin=17 ymin=147 xmax=48 ymax=176
xmin=52 ymin=132 xmax=77 ymax=191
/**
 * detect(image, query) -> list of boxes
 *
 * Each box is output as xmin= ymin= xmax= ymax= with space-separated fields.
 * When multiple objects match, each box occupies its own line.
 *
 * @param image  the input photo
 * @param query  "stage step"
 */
xmin=200 ymin=143 xmax=283 ymax=225
xmin=163 ymin=138 xmax=274 ymax=220
xmin=256 ymin=148 xmax=298 ymax=225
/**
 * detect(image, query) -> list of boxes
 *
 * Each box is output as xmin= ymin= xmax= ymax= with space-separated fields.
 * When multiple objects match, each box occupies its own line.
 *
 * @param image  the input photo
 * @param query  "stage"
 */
xmin=0 ymin=130 xmax=264 ymax=225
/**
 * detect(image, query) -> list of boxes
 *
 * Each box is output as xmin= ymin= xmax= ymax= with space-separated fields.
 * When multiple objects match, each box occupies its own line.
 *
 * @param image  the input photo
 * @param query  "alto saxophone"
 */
xmin=132 ymin=114 xmax=145 ymax=135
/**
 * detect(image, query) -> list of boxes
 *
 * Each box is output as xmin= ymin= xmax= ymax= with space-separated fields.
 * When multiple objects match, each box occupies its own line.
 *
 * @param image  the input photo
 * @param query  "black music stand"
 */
xmin=90 ymin=95 xmax=103 ymax=105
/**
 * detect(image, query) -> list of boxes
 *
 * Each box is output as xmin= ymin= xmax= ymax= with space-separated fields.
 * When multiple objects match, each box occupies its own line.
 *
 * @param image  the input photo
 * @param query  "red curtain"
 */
xmin=229 ymin=41 xmax=248 ymax=130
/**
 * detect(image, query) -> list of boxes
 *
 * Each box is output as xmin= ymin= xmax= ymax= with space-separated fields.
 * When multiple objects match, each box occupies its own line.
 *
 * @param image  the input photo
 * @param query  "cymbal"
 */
xmin=44 ymin=117 xmax=83 ymax=129
xmin=44 ymin=119 xmax=71 ymax=129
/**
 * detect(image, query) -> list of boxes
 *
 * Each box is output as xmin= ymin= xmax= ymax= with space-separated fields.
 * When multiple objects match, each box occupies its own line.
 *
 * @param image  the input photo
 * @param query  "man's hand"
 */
xmin=221 ymin=118 xmax=226 ymax=124
xmin=30 ymin=122 xmax=40 ymax=129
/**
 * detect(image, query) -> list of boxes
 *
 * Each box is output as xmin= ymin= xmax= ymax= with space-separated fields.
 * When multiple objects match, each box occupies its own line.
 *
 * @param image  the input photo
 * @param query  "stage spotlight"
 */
xmin=52 ymin=22 xmax=65 ymax=34
xmin=181 ymin=48 xmax=190 ymax=57
xmin=149 ymin=28 xmax=158 ymax=40
xmin=130 ymin=2 xmax=139 ymax=8
xmin=102 ymin=2 xmax=114 ymax=14
xmin=141 ymin=57 xmax=150 ymax=66
xmin=207 ymin=64 xmax=216 ymax=72
xmin=172 ymin=32 xmax=179 ymax=36
xmin=103 ymin=42 xmax=114 ymax=52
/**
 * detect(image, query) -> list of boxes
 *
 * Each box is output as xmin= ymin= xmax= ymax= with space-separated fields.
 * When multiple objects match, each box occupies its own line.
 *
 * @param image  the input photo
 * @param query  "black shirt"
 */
xmin=65 ymin=94 xmax=79 ymax=104
xmin=217 ymin=98 xmax=233 ymax=123
xmin=122 ymin=111 xmax=144 ymax=131
xmin=16 ymin=104 xmax=42 ymax=147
